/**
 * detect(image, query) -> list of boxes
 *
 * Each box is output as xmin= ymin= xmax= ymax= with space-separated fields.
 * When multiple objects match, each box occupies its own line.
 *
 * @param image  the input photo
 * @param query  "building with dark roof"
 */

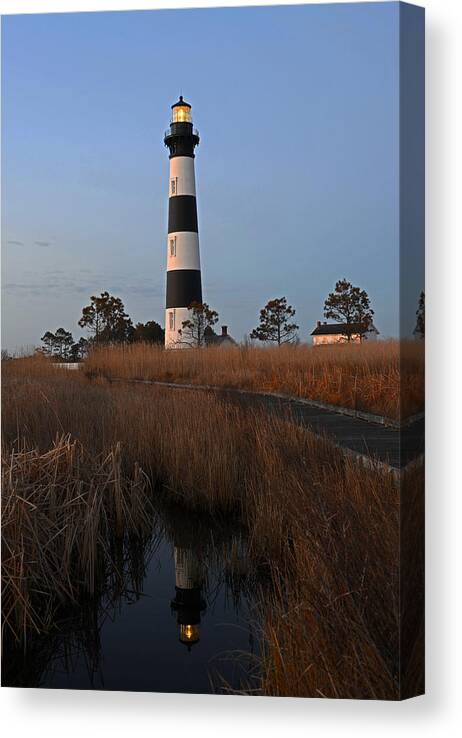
xmin=205 ymin=325 xmax=237 ymax=347
xmin=311 ymin=321 xmax=379 ymax=345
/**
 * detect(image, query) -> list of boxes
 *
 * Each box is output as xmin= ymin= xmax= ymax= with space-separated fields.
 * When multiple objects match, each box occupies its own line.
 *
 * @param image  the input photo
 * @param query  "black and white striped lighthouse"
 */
xmin=170 ymin=545 xmax=206 ymax=650
xmin=163 ymin=96 xmax=201 ymax=347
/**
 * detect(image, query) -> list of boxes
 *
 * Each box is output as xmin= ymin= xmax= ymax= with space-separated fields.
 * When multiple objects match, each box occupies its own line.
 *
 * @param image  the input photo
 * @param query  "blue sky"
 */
xmin=1 ymin=2 xmax=422 ymax=351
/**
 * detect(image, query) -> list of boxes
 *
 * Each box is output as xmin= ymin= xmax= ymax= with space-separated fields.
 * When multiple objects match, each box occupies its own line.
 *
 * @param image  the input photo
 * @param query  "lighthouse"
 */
xmin=170 ymin=545 xmax=206 ymax=650
xmin=164 ymin=96 xmax=202 ymax=347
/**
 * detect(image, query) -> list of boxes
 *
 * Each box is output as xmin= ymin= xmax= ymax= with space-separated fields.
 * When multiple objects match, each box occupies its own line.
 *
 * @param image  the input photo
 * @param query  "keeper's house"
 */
xmin=205 ymin=325 xmax=237 ymax=347
xmin=311 ymin=321 xmax=379 ymax=346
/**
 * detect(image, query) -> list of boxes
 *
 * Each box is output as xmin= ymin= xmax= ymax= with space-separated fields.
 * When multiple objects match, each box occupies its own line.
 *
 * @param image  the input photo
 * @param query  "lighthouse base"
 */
xmin=165 ymin=307 xmax=193 ymax=348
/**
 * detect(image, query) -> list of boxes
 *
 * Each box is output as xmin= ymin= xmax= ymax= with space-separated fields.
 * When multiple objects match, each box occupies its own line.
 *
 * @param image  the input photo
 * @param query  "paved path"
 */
xmin=115 ymin=379 xmax=424 ymax=473
xmin=213 ymin=388 xmax=424 ymax=471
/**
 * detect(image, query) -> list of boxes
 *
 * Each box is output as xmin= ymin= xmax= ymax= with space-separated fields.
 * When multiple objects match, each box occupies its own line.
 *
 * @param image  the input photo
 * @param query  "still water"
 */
xmin=5 ymin=505 xmax=264 ymax=693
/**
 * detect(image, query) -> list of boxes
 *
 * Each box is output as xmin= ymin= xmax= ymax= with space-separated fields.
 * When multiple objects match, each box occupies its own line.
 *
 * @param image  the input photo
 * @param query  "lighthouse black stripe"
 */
xmin=168 ymin=143 xmax=196 ymax=159
xmin=166 ymin=270 xmax=202 ymax=309
xmin=168 ymin=195 xmax=198 ymax=234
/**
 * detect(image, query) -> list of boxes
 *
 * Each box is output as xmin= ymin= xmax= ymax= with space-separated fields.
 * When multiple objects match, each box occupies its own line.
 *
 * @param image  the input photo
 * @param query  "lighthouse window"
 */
xmin=169 ymin=311 xmax=175 ymax=331
xmin=170 ymin=237 xmax=176 ymax=257
xmin=171 ymin=179 xmax=176 ymax=195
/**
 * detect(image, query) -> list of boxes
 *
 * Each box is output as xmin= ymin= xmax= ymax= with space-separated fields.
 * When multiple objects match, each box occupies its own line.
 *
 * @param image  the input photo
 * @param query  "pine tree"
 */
xmin=323 ymin=279 xmax=374 ymax=342
xmin=78 ymin=292 xmax=133 ymax=344
xmin=414 ymin=291 xmax=425 ymax=339
xmin=177 ymin=302 xmax=219 ymax=347
xmin=250 ymin=297 xmax=298 ymax=346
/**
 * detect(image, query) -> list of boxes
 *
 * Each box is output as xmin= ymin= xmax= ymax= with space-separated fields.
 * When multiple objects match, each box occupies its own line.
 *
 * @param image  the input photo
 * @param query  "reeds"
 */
xmin=1 ymin=435 xmax=153 ymax=644
xmin=83 ymin=340 xmax=424 ymax=421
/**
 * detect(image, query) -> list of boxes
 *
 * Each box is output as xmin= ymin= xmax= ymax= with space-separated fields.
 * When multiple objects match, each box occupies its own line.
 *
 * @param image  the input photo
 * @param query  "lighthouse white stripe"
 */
xmin=167 ymin=231 xmax=201 ymax=271
xmin=165 ymin=306 xmax=192 ymax=348
xmin=169 ymin=156 xmax=196 ymax=197
xmin=174 ymin=547 xmax=200 ymax=589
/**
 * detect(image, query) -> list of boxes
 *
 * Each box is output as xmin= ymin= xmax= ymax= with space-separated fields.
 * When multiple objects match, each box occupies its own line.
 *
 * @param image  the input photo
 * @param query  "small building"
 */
xmin=311 ymin=321 xmax=379 ymax=346
xmin=205 ymin=325 xmax=237 ymax=347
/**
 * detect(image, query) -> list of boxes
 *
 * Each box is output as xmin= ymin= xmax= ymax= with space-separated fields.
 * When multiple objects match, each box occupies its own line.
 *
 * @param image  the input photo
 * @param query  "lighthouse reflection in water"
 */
xmin=171 ymin=544 xmax=206 ymax=651
xmin=4 ymin=506 xmax=261 ymax=692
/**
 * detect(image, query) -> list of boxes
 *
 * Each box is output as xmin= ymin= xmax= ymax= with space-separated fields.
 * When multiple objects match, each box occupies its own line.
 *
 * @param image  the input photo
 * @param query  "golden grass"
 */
xmin=1 ymin=437 xmax=153 ymax=643
xmin=260 ymin=463 xmax=423 ymax=700
xmin=83 ymin=340 xmax=424 ymax=421
xmin=1 ymin=357 xmax=423 ymax=698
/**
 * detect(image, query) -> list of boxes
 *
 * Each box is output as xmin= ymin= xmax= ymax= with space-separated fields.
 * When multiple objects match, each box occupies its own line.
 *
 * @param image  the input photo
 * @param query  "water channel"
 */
xmin=3 ymin=504 xmax=265 ymax=694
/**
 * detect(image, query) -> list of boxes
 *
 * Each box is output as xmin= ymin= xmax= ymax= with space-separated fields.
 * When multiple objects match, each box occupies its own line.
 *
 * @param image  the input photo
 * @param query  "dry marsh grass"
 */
xmin=84 ymin=340 xmax=424 ymax=421
xmin=2 ymin=437 xmax=153 ymax=643
xmin=1 ymin=356 xmax=423 ymax=698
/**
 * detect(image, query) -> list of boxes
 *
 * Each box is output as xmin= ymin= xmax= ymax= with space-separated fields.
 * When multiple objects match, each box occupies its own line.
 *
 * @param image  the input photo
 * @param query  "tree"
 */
xmin=40 ymin=328 xmax=74 ymax=359
xmin=203 ymin=325 xmax=217 ymax=346
xmin=54 ymin=327 xmax=74 ymax=360
xmin=414 ymin=291 xmax=425 ymax=339
xmin=177 ymin=302 xmax=219 ymax=347
xmin=69 ymin=337 xmax=89 ymax=362
xmin=41 ymin=330 xmax=56 ymax=356
xmin=132 ymin=321 xmax=165 ymax=344
xmin=250 ymin=297 xmax=299 ymax=346
xmin=323 ymin=279 xmax=374 ymax=342
xmin=78 ymin=291 xmax=133 ymax=344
